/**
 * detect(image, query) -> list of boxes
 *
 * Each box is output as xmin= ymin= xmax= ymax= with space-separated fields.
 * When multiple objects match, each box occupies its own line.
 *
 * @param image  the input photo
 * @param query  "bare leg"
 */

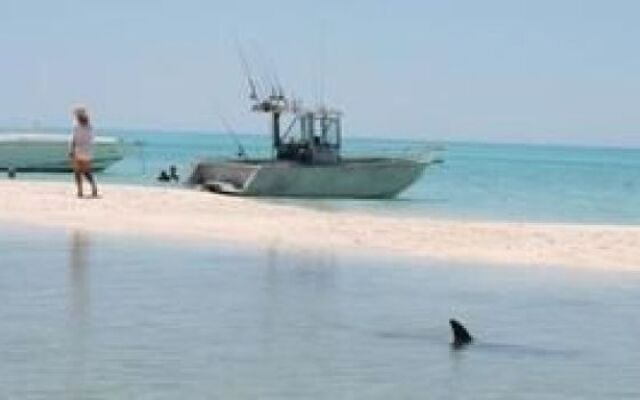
xmin=84 ymin=172 xmax=98 ymax=197
xmin=74 ymin=171 xmax=83 ymax=197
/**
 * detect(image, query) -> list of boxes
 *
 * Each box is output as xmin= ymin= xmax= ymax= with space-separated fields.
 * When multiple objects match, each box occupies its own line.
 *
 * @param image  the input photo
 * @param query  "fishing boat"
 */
xmin=0 ymin=133 xmax=125 ymax=172
xmin=189 ymin=92 xmax=439 ymax=198
xmin=189 ymin=65 xmax=440 ymax=198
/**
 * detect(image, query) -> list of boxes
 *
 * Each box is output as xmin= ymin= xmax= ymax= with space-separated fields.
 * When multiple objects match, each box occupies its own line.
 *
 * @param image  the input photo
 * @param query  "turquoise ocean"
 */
xmin=108 ymin=131 xmax=640 ymax=224
xmin=13 ymin=129 xmax=638 ymax=224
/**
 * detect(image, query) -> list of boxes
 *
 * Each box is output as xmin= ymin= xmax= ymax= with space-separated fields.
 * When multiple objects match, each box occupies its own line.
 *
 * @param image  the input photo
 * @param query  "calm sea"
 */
xmin=6 ymin=130 xmax=640 ymax=224
xmin=0 ymin=226 xmax=638 ymax=399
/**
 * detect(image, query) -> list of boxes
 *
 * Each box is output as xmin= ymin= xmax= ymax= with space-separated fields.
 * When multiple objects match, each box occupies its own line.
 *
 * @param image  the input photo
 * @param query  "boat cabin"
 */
xmin=254 ymin=95 xmax=342 ymax=165
xmin=276 ymin=108 xmax=342 ymax=164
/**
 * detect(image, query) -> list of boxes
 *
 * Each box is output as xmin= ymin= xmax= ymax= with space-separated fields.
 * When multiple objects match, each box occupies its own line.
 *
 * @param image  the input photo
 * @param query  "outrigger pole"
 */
xmin=237 ymin=40 xmax=286 ymax=156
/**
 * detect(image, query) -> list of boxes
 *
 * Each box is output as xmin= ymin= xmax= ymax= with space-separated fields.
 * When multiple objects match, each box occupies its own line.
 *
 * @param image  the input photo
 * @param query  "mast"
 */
xmin=272 ymin=110 xmax=281 ymax=148
xmin=238 ymin=44 xmax=288 ymax=156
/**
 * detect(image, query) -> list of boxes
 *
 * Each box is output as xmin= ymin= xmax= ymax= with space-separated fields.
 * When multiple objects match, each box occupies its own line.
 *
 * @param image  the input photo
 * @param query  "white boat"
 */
xmin=0 ymin=133 xmax=125 ymax=172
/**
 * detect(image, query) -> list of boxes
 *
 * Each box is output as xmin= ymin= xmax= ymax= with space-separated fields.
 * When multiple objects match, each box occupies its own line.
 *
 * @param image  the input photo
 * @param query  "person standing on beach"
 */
xmin=69 ymin=107 xmax=99 ymax=198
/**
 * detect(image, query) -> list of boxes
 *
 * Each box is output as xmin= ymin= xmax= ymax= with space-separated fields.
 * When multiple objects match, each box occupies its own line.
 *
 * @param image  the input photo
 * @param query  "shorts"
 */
xmin=72 ymin=156 xmax=92 ymax=172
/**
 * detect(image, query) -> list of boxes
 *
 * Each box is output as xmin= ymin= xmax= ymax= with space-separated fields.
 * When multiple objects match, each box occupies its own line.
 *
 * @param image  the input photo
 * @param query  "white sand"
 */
xmin=1 ymin=180 xmax=639 ymax=270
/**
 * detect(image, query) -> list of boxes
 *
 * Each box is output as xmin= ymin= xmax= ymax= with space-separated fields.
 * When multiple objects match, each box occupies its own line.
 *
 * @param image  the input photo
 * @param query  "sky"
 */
xmin=1 ymin=0 xmax=639 ymax=147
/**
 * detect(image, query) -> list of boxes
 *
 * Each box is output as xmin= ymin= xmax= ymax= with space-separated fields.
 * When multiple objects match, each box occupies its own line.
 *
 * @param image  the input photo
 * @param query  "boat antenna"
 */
xmin=318 ymin=18 xmax=326 ymax=108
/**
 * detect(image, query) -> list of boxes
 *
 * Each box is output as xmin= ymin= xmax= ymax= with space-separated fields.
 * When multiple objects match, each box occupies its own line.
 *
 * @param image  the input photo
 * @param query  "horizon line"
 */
xmin=0 ymin=124 xmax=638 ymax=151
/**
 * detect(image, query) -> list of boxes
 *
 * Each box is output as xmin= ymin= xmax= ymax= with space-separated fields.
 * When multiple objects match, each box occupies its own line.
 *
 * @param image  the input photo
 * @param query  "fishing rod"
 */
xmin=215 ymin=110 xmax=248 ymax=159
xmin=249 ymin=40 xmax=285 ymax=101
xmin=236 ymin=39 xmax=262 ymax=101
xmin=237 ymin=38 xmax=289 ymax=108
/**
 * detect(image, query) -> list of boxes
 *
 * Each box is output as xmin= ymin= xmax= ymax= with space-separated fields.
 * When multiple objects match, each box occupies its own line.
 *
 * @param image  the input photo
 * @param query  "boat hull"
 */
xmin=189 ymin=157 xmax=429 ymax=199
xmin=0 ymin=134 xmax=124 ymax=172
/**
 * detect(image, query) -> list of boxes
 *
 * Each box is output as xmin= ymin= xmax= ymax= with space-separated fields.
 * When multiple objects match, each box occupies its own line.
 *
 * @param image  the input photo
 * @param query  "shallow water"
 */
xmin=1 ymin=226 xmax=638 ymax=399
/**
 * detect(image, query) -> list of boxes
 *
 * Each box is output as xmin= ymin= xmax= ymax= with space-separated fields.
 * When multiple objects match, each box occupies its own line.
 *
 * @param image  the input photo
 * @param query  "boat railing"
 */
xmin=181 ymin=144 xmax=446 ymax=165
xmin=342 ymin=143 xmax=445 ymax=164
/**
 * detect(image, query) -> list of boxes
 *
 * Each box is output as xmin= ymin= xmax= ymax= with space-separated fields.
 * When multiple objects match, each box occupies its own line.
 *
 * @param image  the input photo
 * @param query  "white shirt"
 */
xmin=70 ymin=124 xmax=94 ymax=159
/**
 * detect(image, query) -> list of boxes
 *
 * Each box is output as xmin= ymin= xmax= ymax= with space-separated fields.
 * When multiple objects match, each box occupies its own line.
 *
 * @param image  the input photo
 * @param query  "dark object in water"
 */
xmin=449 ymin=318 xmax=474 ymax=348
xmin=157 ymin=170 xmax=170 ymax=182
xmin=7 ymin=167 xmax=16 ymax=179
xmin=169 ymin=165 xmax=179 ymax=182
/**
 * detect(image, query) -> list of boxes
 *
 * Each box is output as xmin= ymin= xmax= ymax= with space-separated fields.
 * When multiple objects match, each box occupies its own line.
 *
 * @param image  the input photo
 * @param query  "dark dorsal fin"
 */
xmin=449 ymin=318 xmax=474 ymax=347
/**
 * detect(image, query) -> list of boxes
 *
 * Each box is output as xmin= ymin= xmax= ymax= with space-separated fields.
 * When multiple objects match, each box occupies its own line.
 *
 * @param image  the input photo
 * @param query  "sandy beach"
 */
xmin=1 ymin=180 xmax=638 ymax=270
